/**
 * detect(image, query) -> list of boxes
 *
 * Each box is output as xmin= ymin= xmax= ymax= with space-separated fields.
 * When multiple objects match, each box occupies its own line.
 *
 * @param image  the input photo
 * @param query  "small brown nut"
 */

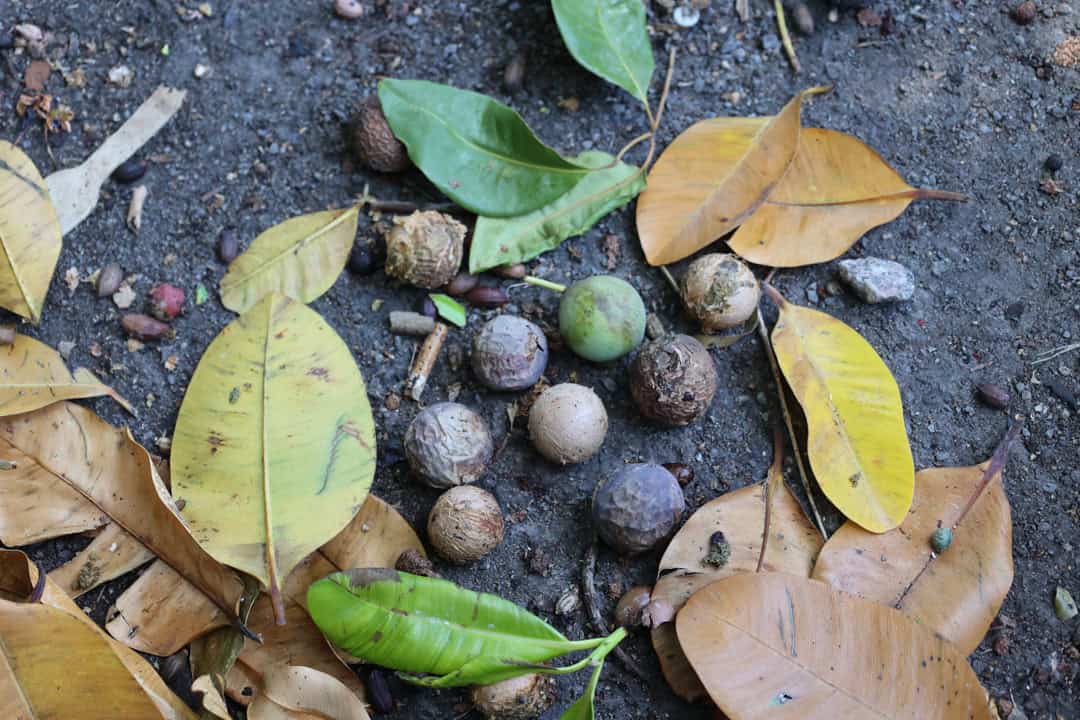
xmin=121 ymin=313 xmax=172 ymax=341
xmin=385 ymin=210 xmax=466 ymax=289
xmin=427 ymin=485 xmax=504 ymax=563
xmin=492 ymin=263 xmax=526 ymax=279
xmin=465 ymin=286 xmax=510 ymax=308
xmin=614 ymin=585 xmax=652 ymax=628
xmin=502 ymin=51 xmax=527 ymax=94
xmin=97 ymin=263 xmax=124 ymax=297
xmin=471 ymin=315 xmax=549 ymax=392
xmin=790 ymin=1 xmax=814 ymax=35
xmin=629 ymin=334 xmax=717 ymax=426
xmin=681 ymin=253 xmax=760 ymax=332
xmin=528 ymin=383 xmax=607 ymax=465
xmin=404 ymin=402 xmax=493 ymax=488
xmin=216 ymin=230 xmax=240 ymax=263
xmin=976 ymin=383 xmax=1010 ymax=410
xmin=1010 ymin=1 xmax=1036 ymax=25
xmin=471 ymin=673 xmax=555 ymax=720
xmin=352 ymin=95 xmax=410 ymax=173
xmin=445 ymin=272 xmax=480 ymax=296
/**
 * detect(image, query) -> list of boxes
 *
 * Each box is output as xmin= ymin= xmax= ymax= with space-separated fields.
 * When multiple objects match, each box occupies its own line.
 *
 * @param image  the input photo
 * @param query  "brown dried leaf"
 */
xmin=47 ymin=522 xmax=155 ymax=597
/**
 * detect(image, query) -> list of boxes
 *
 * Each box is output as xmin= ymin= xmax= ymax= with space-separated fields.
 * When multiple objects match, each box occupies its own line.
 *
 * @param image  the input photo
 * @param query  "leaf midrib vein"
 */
xmin=594 ymin=3 xmax=646 ymax=102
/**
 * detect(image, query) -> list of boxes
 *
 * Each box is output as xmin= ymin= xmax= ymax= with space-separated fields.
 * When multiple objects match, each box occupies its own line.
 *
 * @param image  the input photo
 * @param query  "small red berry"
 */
xmin=148 ymin=283 xmax=185 ymax=321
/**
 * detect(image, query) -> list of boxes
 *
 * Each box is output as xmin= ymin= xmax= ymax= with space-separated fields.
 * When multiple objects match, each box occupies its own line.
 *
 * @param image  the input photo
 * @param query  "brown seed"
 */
xmin=790 ymin=1 xmax=814 ymax=35
xmin=503 ymin=51 xmax=527 ymax=93
xmin=121 ymin=313 xmax=171 ymax=341
xmin=334 ymin=0 xmax=365 ymax=20
xmin=445 ymin=272 xmax=479 ymax=296
xmin=1011 ymin=1 xmax=1036 ymax=25
xmin=614 ymin=585 xmax=653 ymax=628
xmin=492 ymin=263 xmax=526 ymax=279
xmin=97 ymin=263 xmax=124 ymax=297
xmin=662 ymin=463 xmax=694 ymax=486
xmin=465 ymin=286 xmax=509 ymax=308
xmin=0 ymin=326 xmax=16 ymax=346
xmin=976 ymin=383 xmax=1010 ymax=410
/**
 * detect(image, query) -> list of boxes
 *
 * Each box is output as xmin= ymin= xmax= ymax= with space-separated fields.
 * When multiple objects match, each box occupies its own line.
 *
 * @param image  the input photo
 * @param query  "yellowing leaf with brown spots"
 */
xmin=0 ymin=333 xmax=132 ymax=416
xmin=677 ymin=573 xmax=994 ymax=719
xmin=768 ymin=286 xmax=914 ymax=533
xmin=813 ymin=426 xmax=1018 ymax=655
xmin=728 ymin=129 xmax=967 ymax=267
xmin=0 ymin=142 xmax=62 ymax=323
xmin=172 ymin=293 xmax=376 ymax=624
xmin=635 ymin=88 xmax=826 ymax=266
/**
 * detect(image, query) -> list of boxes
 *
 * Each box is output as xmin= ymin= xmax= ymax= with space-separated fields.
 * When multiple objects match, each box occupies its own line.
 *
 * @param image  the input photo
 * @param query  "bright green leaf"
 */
xmin=561 ymin=661 xmax=604 ymax=720
xmin=219 ymin=206 xmax=358 ymax=314
xmin=172 ymin=293 xmax=376 ymax=624
xmin=428 ymin=293 xmax=466 ymax=328
xmin=551 ymin=0 xmax=654 ymax=105
xmin=195 ymin=283 xmax=209 ymax=305
xmin=469 ymin=151 xmax=644 ymax=273
xmin=378 ymin=79 xmax=591 ymax=217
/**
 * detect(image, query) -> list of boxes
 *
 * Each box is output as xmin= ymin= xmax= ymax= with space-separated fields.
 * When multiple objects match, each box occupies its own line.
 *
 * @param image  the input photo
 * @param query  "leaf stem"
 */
xmin=773 ymin=0 xmax=802 ymax=74
xmin=581 ymin=536 xmax=652 ymax=684
xmin=651 ymin=46 xmax=677 ymax=133
xmin=523 ymin=276 xmax=567 ymax=293
xmin=911 ymin=188 xmax=970 ymax=203
xmin=755 ymin=304 xmax=827 ymax=538
xmin=953 ymin=421 xmax=1022 ymax=528
xmin=756 ymin=425 xmax=785 ymax=572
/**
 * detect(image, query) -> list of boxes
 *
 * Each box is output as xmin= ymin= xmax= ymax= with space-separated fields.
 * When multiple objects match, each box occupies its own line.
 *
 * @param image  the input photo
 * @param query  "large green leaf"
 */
xmin=172 ymin=293 xmax=376 ymax=625
xmin=378 ymin=79 xmax=590 ymax=217
xmin=308 ymin=569 xmax=608 ymax=686
xmin=551 ymin=0 xmax=654 ymax=105
xmin=469 ymin=151 xmax=645 ymax=273
xmin=219 ymin=206 xmax=358 ymax=314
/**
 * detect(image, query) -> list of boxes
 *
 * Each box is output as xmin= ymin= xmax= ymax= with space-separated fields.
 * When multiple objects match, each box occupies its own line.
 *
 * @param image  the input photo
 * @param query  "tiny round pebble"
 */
xmin=930 ymin=527 xmax=953 ymax=554
xmin=1045 ymin=154 xmax=1064 ymax=173
xmin=334 ymin=0 xmax=365 ymax=20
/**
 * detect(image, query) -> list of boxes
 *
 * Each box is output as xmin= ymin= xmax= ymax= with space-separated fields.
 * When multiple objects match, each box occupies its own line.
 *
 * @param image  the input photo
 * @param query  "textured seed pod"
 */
xmin=395 ymin=549 xmax=439 ymax=578
xmin=352 ymin=95 xmax=411 ymax=173
xmin=472 ymin=315 xmax=549 ymax=391
xmin=471 ymin=673 xmax=555 ymax=720
xmin=404 ymin=402 xmax=493 ymax=488
xmin=592 ymin=463 xmax=685 ymax=555
xmin=385 ymin=211 xmax=466 ymax=289
xmin=930 ymin=527 xmax=953 ymax=554
xmin=427 ymin=485 xmax=504 ymax=563
xmin=96 ymin=263 xmax=124 ymax=297
xmin=629 ymin=334 xmax=717 ymax=426
xmin=528 ymin=383 xmax=607 ymax=465
xmin=614 ymin=585 xmax=653 ymax=628
xmin=121 ymin=314 xmax=172 ymax=341
xmin=681 ymin=253 xmax=761 ymax=332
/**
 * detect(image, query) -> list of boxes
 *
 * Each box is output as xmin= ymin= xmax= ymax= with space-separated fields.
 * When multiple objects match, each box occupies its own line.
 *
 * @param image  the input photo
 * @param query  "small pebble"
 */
xmin=112 ymin=158 xmax=146 ymax=184
xmin=504 ymin=51 xmax=526 ymax=93
xmin=217 ymin=229 xmax=240 ymax=263
xmin=673 ymin=5 xmax=701 ymax=27
xmin=97 ymin=262 xmax=124 ymax=297
xmin=0 ymin=326 xmax=15 ymax=346
xmin=837 ymin=257 xmax=915 ymax=303
xmin=347 ymin=243 xmax=377 ymax=275
xmin=57 ymin=340 xmax=75 ymax=360
xmin=112 ymin=285 xmax=137 ymax=309
xmin=1011 ymin=1 xmax=1037 ymax=25
xmin=1045 ymin=154 xmax=1064 ymax=173
xmin=334 ymin=0 xmax=365 ymax=19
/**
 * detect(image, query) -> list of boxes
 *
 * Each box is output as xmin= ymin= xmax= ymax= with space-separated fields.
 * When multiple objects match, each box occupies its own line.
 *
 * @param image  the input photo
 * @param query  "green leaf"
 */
xmin=378 ymin=79 xmax=591 ymax=217
xmin=307 ymin=569 xmax=607 ymax=686
xmin=428 ymin=293 xmax=466 ymax=328
xmin=561 ymin=661 xmax=604 ymax=720
xmin=469 ymin=151 xmax=644 ymax=273
xmin=219 ymin=206 xmax=359 ymax=314
xmin=551 ymin=0 xmax=654 ymax=105
xmin=172 ymin=293 xmax=376 ymax=625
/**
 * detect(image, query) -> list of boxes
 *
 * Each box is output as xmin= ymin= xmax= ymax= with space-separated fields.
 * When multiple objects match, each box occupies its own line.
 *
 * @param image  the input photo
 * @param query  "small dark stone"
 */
xmin=216 ymin=229 xmax=240 ymax=263
xmin=880 ymin=10 xmax=895 ymax=36
xmin=1004 ymin=301 xmax=1025 ymax=321
xmin=112 ymin=158 xmax=147 ymax=184
xmin=1045 ymin=154 xmax=1064 ymax=173
xmin=503 ymin=51 xmax=526 ymax=93
xmin=1046 ymin=379 xmax=1078 ymax=411
xmin=419 ymin=296 xmax=437 ymax=319
xmin=347 ymin=243 xmax=377 ymax=275
xmin=976 ymin=383 xmax=1011 ymax=410
xmin=365 ymin=668 xmax=395 ymax=714
xmin=1010 ymin=1 xmax=1036 ymax=25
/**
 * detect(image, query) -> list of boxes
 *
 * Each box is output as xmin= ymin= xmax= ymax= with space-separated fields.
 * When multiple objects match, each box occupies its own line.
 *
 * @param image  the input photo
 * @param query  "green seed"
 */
xmin=930 ymin=527 xmax=953 ymax=554
xmin=1055 ymin=587 xmax=1078 ymax=621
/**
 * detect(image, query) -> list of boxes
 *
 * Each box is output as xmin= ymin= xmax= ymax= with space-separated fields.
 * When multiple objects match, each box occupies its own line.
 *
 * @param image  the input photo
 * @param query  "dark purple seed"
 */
xmin=976 ymin=383 xmax=1010 ymax=410
xmin=1045 ymin=154 xmax=1064 ymax=173
xmin=112 ymin=158 xmax=147 ymax=184
xmin=97 ymin=263 xmax=124 ymax=297
xmin=445 ymin=272 xmax=479 ymax=296
xmin=420 ymin=296 xmax=437 ymax=319
xmin=217 ymin=230 xmax=240 ymax=263
xmin=365 ymin=668 xmax=394 ymax=714
xmin=348 ymin=244 xmax=376 ymax=275
xmin=465 ymin=286 xmax=509 ymax=308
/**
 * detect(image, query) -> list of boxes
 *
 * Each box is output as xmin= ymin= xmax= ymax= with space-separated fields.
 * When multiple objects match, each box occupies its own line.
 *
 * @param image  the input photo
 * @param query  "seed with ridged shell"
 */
xmin=472 ymin=315 xmax=549 ymax=391
xmin=385 ymin=210 xmax=465 ymax=289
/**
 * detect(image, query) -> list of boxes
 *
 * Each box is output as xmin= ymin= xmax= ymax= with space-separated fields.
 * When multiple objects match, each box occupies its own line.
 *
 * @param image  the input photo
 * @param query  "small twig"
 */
xmin=406 ymin=322 xmax=449 ymax=401
xmin=355 ymin=184 xmax=460 ymax=215
xmin=658 ymin=266 xmax=680 ymax=297
xmin=582 ymin=538 xmax=652 ymax=684
xmin=773 ymin=0 xmax=802 ymax=74
xmin=651 ymin=46 xmax=677 ymax=134
xmin=756 ymin=425 xmax=785 ymax=572
xmin=613 ymin=131 xmax=653 ymax=165
xmin=736 ymin=0 xmax=750 ymax=22
xmin=756 ymin=304 xmax=827 ymax=538
xmin=389 ymin=311 xmax=436 ymax=337
xmin=1032 ymin=342 xmax=1080 ymax=365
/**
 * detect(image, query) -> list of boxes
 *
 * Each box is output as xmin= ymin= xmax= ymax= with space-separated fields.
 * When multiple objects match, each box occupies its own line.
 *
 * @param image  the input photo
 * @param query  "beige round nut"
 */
xmin=404 ymin=402 xmax=493 ymax=488
xmin=528 ymin=383 xmax=607 ymax=465
xmin=681 ymin=253 xmax=760 ymax=331
xmin=471 ymin=673 xmax=556 ymax=720
xmin=385 ymin=210 xmax=466 ymax=289
xmin=427 ymin=485 xmax=504 ymax=563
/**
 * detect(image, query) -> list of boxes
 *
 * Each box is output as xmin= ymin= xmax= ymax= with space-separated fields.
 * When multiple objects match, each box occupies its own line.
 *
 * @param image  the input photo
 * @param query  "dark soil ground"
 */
xmin=2 ymin=0 xmax=1079 ymax=718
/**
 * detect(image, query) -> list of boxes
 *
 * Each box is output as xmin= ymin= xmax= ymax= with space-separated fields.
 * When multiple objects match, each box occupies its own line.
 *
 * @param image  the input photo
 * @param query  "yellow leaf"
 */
xmin=173 ymin=294 xmax=376 ymax=622
xmin=219 ymin=207 xmax=359 ymax=313
xmin=256 ymin=666 xmax=370 ymax=720
xmin=729 ymin=129 xmax=968 ymax=267
xmin=0 ymin=333 xmax=132 ymax=416
xmin=768 ymin=287 xmax=914 ymax=532
xmin=0 ymin=142 xmax=62 ymax=323
xmin=650 ymin=449 xmax=822 ymax=702
xmin=635 ymin=88 xmax=825 ymax=266
xmin=813 ymin=426 xmax=1017 ymax=655
xmin=677 ymin=573 xmax=994 ymax=719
